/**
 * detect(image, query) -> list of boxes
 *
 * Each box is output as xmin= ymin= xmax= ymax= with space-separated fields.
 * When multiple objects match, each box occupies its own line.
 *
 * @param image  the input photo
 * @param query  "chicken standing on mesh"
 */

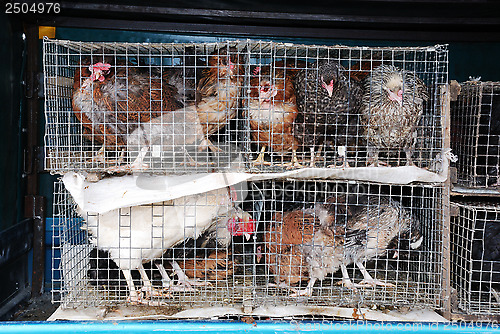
xmin=196 ymin=46 xmax=244 ymax=139
xmin=293 ymin=61 xmax=364 ymax=167
xmin=247 ymin=64 xmax=302 ymax=168
xmin=77 ymin=187 xmax=254 ymax=304
xmin=72 ymin=60 xmax=194 ymax=162
xmin=264 ymin=195 xmax=422 ymax=296
xmin=361 ymin=64 xmax=429 ymax=166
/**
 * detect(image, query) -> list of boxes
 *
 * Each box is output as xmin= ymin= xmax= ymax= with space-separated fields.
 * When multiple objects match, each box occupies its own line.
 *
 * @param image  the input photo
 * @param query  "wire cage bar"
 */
xmin=43 ymin=39 xmax=448 ymax=175
xmin=53 ymin=179 xmax=445 ymax=313
xmin=450 ymin=200 xmax=500 ymax=316
xmin=451 ymin=81 xmax=500 ymax=189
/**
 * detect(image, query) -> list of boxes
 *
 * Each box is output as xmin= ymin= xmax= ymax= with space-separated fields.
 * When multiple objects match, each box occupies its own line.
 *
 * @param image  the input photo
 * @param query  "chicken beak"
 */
xmin=321 ymin=80 xmax=333 ymax=97
xmin=244 ymin=232 xmax=252 ymax=241
xmin=387 ymin=88 xmax=403 ymax=106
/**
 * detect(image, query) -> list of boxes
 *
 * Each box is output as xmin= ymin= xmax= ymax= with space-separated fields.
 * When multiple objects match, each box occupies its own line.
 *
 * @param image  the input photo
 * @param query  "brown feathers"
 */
xmin=72 ymin=62 xmax=184 ymax=150
xmin=176 ymin=250 xmax=233 ymax=282
xmin=196 ymin=47 xmax=244 ymax=136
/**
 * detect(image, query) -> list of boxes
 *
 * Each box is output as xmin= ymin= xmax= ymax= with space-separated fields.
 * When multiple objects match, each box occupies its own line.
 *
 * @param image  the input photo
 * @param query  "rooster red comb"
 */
xmin=89 ymin=62 xmax=111 ymax=82
xmin=228 ymin=212 xmax=256 ymax=240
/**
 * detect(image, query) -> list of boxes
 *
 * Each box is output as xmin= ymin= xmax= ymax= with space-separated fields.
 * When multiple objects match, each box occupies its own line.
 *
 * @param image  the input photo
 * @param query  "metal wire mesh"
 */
xmin=53 ymin=179 xmax=445 ymax=312
xmin=43 ymin=39 xmax=247 ymax=174
xmin=451 ymin=81 xmax=500 ymax=189
xmin=52 ymin=180 xmax=259 ymax=308
xmin=450 ymin=200 xmax=500 ymax=315
xmin=43 ymin=39 xmax=448 ymax=174
xmin=252 ymin=180 xmax=445 ymax=310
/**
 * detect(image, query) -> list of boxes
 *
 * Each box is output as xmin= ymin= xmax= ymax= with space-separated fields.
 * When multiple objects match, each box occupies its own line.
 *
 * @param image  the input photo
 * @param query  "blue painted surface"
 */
xmin=1 ymin=321 xmax=500 ymax=334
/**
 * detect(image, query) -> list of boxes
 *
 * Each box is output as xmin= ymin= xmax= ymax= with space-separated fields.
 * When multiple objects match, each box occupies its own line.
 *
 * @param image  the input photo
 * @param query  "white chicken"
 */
xmin=77 ymin=186 xmax=254 ymax=304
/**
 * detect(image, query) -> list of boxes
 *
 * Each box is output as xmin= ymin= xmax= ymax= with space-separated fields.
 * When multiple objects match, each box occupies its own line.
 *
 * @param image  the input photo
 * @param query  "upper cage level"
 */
xmin=43 ymin=39 xmax=448 ymax=175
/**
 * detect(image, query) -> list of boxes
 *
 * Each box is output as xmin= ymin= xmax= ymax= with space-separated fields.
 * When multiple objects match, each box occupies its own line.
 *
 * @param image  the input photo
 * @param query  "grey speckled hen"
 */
xmin=293 ymin=61 xmax=364 ymax=167
xmin=361 ymin=64 xmax=429 ymax=166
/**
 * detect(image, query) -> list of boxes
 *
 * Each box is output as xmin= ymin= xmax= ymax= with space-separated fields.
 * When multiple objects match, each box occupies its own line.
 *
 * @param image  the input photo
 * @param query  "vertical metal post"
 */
xmin=440 ymin=83 xmax=452 ymax=320
xmin=23 ymin=23 xmax=46 ymax=296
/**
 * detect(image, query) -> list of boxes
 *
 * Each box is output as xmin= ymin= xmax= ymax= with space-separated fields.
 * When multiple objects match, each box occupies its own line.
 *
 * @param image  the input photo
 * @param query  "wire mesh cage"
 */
xmin=43 ymin=39 xmax=448 ymax=175
xmin=43 ymin=39 xmax=249 ymax=175
xmin=450 ymin=200 xmax=500 ymax=315
xmin=252 ymin=180 xmax=445 ymax=310
xmin=244 ymin=43 xmax=448 ymax=171
xmin=451 ymin=81 xmax=500 ymax=189
xmin=52 ymin=180 xmax=260 ymax=309
xmin=53 ymin=179 xmax=445 ymax=312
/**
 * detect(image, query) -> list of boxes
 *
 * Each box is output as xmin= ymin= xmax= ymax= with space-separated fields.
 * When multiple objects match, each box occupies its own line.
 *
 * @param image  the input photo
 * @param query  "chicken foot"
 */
xmin=289 ymin=277 xmax=317 ymax=297
xmin=267 ymin=280 xmax=315 ymax=297
xmin=122 ymin=265 xmax=162 ymax=305
xmin=252 ymin=146 xmax=272 ymax=166
xmin=355 ymin=262 xmax=395 ymax=287
xmin=171 ymin=261 xmax=212 ymax=289
xmin=283 ymin=149 xmax=305 ymax=169
xmin=404 ymin=147 xmax=415 ymax=166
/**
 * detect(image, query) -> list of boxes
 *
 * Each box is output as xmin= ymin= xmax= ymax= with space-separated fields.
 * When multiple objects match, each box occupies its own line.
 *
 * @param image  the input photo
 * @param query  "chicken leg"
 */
xmin=122 ymin=264 xmax=157 ymax=304
xmin=252 ymin=146 xmax=272 ymax=166
xmin=355 ymin=261 xmax=395 ymax=287
xmin=155 ymin=261 xmax=211 ymax=293
xmin=289 ymin=277 xmax=317 ymax=297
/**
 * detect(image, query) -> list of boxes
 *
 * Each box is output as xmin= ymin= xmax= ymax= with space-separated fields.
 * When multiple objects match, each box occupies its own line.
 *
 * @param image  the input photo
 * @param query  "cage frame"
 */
xmin=43 ymin=38 xmax=449 ymax=175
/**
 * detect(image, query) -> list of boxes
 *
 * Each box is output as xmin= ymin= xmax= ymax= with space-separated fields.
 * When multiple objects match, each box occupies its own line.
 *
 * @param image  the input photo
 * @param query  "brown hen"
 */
xmin=247 ymin=63 xmax=304 ymax=167
xmin=196 ymin=47 xmax=244 ymax=138
xmin=264 ymin=194 xmax=422 ymax=296
xmin=72 ymin=60 xmax=192 ymax=168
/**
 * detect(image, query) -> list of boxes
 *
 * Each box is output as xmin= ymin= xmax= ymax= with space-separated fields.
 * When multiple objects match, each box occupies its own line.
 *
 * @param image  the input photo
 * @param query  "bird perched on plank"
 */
xmin=247 ymin=66 xmax=301 ymax=167
xmin=293 ymin=61 xmax=364 ymax=167
xmin=72 ymin=59 xmax=195 ymax=163
xmin=361 ymin=64 xmax=429 ymax=166
xmin=77 ymin=187 xmax=254 ymax=304
xmin=264 ymin=194 xmax=422 ymax=296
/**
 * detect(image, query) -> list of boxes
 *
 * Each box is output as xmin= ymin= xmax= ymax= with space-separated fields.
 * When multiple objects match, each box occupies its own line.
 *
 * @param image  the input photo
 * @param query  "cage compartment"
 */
xmin=44 ymin=39 xmax=448 ymax=175
xmin=451 ymin=200 xmax=500 ymax=316
xmin=53 ymin=179 xmax=445 ymax=313
xmin=43 ymin=39 xmax=248 ymax=175
xmin=243 ymin=43 xmax=448 ymax=171
xmin=451 ymin=81 xmax=500 ymax=189
xmin=254 ymin=180 xmax=445 ymax=309
xmin=52 ymin=180 xmax=259 ymax=309
xmin=251 ymin=180 xmax=445 ymax=310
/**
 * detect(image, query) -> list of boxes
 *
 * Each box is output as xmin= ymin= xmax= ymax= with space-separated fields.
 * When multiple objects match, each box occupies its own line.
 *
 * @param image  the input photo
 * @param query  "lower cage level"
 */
xmin=51 ymin=179 xmax=446 ymax=317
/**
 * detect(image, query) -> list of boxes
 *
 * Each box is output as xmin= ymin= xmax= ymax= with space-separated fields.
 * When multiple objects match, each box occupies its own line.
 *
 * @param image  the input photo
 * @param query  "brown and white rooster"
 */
xmin=196 ymin=46 xmax=244 ymax=138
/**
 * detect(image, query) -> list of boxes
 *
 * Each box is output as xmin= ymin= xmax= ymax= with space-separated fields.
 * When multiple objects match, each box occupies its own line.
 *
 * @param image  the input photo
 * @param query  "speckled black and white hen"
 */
xmin=361 ymin=64 xmax=429 ymax=166
xmin=293 ymin=61 xmax=364 ymax=167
